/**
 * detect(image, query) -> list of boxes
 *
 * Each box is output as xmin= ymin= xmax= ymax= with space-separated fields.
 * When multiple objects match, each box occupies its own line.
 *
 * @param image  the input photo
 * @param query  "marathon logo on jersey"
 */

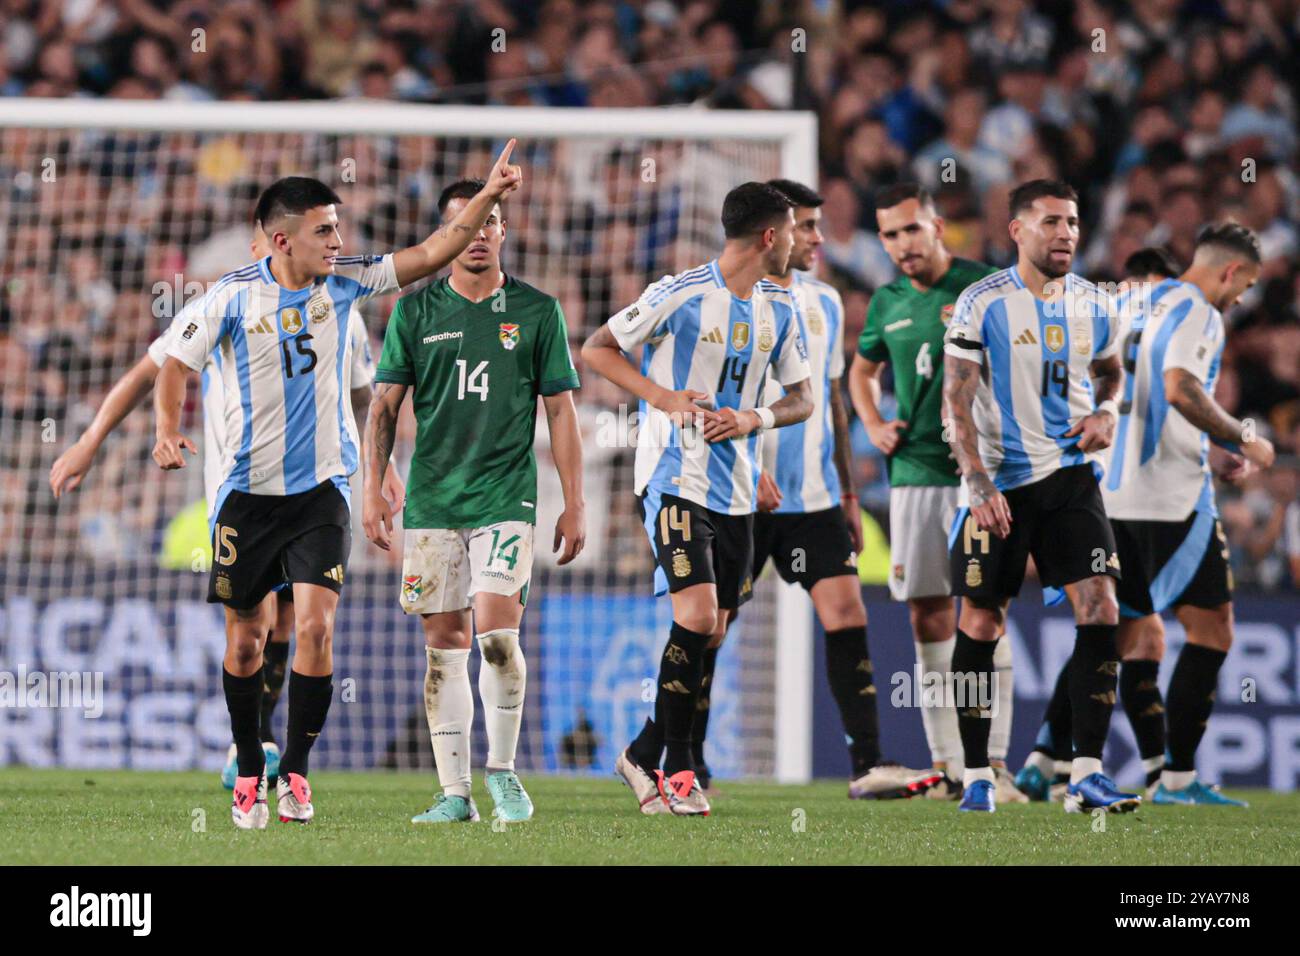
xmin=1044 ymin=324 xmax=1065 ymax=353
xmin=499 ymin=323 xmax=520 ymax=350
xmin=49 ymin=886 xmax=151 ymax=936
xmin=423 ymin=331 xmax=463 ymax=345
xmin=280 ymin=308 xmax=303 ymax=335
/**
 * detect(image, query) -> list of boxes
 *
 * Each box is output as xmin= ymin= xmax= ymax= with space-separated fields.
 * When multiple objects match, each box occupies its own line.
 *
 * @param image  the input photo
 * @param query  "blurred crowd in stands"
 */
xmin=2 ymin=0 xmax=1297 ymax=591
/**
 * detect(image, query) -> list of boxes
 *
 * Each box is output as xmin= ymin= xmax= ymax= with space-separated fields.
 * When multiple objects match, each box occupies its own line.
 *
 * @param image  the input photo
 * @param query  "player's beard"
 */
xmin=1031 ymin=249 xmax=1073 ymax=279
xmin=459 ymin=257 xmax=496 ymax=275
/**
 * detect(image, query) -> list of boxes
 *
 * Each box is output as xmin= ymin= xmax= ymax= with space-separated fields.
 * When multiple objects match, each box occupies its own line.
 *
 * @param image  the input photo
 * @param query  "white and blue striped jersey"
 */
xmin=1103 ymin=279 xmax=1225 ymax=522
xmin=609 ymin=260 xmax=811 ymax=515
xmin=942 ymin=267 xmax=1124 ymax=496
xmin=164 ymin=255 xmax=397 ymax=509
xmin=758 ymin=272 xmax=845 ymax=513
xmin=149 ymin=305 xmax=376 ymax=515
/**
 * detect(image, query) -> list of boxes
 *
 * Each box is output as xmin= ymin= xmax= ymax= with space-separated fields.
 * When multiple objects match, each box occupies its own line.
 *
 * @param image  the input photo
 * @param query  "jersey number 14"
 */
xmin=456 ymin=359 xmax=489 ymax=401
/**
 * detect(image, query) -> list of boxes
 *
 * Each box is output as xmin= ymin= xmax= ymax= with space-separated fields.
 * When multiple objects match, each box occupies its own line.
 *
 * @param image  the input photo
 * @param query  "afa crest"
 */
xmin=1071 ymin=321 xmax=1091 ymax=356
xmin=499 ymin=323 xmax=520 ymax=350
xmin=1044 ymin=324 xmax=1065 ymax=353
xmin=965 ymin=559 xmax=983 ymax=588
xmin=671 ymin=548 xmax=692 ymax=578
xmin=309 ymin=299 xmax=330 ymax=324
xmin=280 ymin=308 xmax=303 ymax=335
xmin=807 ymin=309 xmax=824 ymax=336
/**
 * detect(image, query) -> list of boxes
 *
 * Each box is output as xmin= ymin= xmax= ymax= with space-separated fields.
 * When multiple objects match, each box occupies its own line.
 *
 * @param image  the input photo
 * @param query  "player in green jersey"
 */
xmin=363 ymin=179 xmax=585 ymax=825
xmin=847 ymin=182 xmax=1024 ymax=802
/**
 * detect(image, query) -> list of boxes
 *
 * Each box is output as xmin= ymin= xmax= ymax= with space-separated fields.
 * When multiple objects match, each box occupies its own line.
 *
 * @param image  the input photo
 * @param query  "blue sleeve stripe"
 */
xmin=1140 ymin=297 xmax=1195 ymax=465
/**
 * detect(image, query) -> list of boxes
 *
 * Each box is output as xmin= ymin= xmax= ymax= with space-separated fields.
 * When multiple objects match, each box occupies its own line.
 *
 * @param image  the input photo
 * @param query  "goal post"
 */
xmin=0 ymin=99 xmax=818 ymax=783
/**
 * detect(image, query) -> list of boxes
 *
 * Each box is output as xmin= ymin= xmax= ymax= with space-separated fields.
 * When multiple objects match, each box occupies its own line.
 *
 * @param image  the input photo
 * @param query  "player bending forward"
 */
xmin=942 ymin=179 xmax=1135 ymax=815
xmin=847 ymin=183 xmax=1023 ymax=802
xmin=583 ymin=182 xmax=813 ymax=816
xmin=154 ymin=143 xmax=521 ymax=828
xmin=693 ymin=178 xmax=938 ymax=800
xmin=363 ymin=178 xmax=585 ymax=825
xmin=1022 ymin=225 xmax=1273 ymax=807
xmin=51 ymin=228 xmax=404 ymax=791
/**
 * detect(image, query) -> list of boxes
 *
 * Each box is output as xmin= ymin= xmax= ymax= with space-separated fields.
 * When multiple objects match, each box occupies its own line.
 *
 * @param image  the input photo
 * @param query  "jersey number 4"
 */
xmin=456 ymin=359 xmax=489 ymax=401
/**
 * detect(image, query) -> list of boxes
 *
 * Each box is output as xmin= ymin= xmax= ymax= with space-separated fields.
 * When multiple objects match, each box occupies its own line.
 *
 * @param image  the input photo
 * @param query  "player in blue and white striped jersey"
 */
xmin=1101 ymin=226 xmax=1271 ymax=806
xmin=50 ymin=227 xmax=404 ymax=792
xmin=583 ymin=182 xmax=812 ymax=816
xmin=942 ymin=179 xmax=1138 ymax=814
xmin=697 ymin=179 xmax=936 ymax=801
xmin=153 ymin=143 xmax=522 ymax=829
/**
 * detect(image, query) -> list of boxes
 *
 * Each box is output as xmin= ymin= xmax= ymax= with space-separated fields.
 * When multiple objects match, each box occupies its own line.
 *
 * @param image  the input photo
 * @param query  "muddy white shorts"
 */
xmin=399 ymin=522 xmax=533 ymax=614
xmin=888 ymin=485 xmax=960 ymax=601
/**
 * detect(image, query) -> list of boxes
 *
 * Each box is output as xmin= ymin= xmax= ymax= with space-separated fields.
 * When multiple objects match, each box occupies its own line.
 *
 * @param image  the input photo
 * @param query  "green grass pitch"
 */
xmin=2 ymin=769 xmax=1297 ymax=865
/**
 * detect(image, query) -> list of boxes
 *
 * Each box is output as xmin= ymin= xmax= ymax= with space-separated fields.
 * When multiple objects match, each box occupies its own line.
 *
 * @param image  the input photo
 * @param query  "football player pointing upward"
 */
xmin=154 ymin=142 xmax=522 ymax=829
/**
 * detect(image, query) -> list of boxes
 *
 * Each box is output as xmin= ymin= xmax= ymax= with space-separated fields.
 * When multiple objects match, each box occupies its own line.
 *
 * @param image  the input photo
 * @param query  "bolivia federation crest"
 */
xmin=940 ymin=303 xmax=955 ymax=326
xmin=402 ymin=574 xmax=423 ymax=603
xmin=499 ymin=323 xmax=520 ymax=350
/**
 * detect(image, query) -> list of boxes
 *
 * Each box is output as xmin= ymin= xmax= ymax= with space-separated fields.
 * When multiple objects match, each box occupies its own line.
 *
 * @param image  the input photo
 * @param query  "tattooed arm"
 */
xmin=829 ymin=379 xmax=864 ymax=552
xmin=1066 ymin=352 xmax=1123 ymax=452
xmin=390 ymin=140 xmax=521 ymax=286
xmin=943 ymin=351 xmax=1010 ymax=537
xmin=362 ymin=382 xmax=408 ymax=551
xmin=1166 ymin=367 xmax=1275 ymax=469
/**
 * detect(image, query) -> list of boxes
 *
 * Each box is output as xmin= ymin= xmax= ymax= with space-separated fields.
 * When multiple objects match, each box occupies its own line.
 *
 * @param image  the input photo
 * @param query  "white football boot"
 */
xmin=276 ymin=772 xmax=314 ymax=823
xmin=232 ymin=773 xmax=269 ymax=830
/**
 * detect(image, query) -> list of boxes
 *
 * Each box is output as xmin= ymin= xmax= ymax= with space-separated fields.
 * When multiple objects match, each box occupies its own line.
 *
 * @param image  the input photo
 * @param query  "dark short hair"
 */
xmin=254 ymin=177 xmax=342 ymax=229
xmin=874 ymin=181 xmax=934 ymax=212
xmin=766 ymin=178 xmax=823 ymax=209
xmin=1009 ymin=179 xmax=1078 ymax=218
xmin=437 ymin=178 xmax=487 ymax=217
xmin=1123 ymin=246 xmax=1182 ymax=280
xmin=1194 ymin=221 xmax=1261 ymax=264
xmin=721 ymin=182 xmax=793 ymax=239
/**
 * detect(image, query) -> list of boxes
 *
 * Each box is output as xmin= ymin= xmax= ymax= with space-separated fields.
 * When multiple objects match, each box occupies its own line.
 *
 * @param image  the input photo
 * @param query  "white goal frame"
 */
xmin=0 ymin=98 xmax=819 ymax=784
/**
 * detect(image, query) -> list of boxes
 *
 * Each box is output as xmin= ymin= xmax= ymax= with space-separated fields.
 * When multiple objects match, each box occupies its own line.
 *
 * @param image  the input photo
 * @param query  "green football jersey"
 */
xmin=857 ymin=257 xmax=997 ymax=487
xmin=375 ymin=275 xmax=580 ymax=528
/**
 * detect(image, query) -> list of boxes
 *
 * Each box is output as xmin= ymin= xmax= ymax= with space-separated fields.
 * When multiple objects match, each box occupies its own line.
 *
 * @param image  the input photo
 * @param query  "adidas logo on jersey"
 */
xmin=1014 ymin=329 xmax=1038 ymax=345
xmin=245 ymin=316 xmax=275 ymax=334
xmin=323 ymin=565 xmax=344 ymax=583
xmin=700 ymin=327 xmax=724 ymax=344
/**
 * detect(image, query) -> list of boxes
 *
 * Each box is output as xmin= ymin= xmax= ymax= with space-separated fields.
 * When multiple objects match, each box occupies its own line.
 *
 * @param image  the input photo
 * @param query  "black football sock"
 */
xmin=1164 ymin=643 xmax=1227 ymax=772
xmin=223 ymin=668 xmax=265 ymax=778
xmin=690 ymin=646 xmax=719 ymax=769
xmin=656 ymin=623 xmax=710 ymax=777
xmin=951 ymin=630 xmax=998 ymax=770
xmin=260 ymin=639 xmax=290 ymax=744
xmin=824 ymin=625 xmax=881 ymax=775
xmin=1035 ymin=656 xmax=1073 ymax=763
xmin=1069 ymin=624 xmax=1119 ymax=761
xmin=628 ymin=717 xmax=662 ymax=773
xmin=278 ymin=671 xmax=333 ymax=779
xmin=1120 ymin=658 xmax=1165 ymax=784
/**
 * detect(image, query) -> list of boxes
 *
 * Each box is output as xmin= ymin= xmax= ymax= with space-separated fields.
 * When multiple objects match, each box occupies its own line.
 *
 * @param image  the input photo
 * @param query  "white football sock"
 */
xmin=425 ymin=646 xmax=473 ymax=798
xmin=477 ymin=628 xmax=525 ymax=772
xmin=1161 ymin=769 xmax=1196 ymax=791
xmin=919 ymin=637 xmax=962 ymax=776
xmin=1070 ymin=756 xmax=1103 ymax=783
xmin=1025 ymin=750 xmax=1055 ymax=777
xmin=989 ymin=635 xmax=1014 ymax=761
xmin=1142 ymin=755 xmax=1164 ymax=777
xmin=963 ymin=766 xmax=995 ymax=787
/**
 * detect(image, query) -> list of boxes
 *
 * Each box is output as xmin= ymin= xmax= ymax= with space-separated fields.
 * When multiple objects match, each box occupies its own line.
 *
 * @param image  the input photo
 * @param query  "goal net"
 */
xmin=0 ymin=101 xmax=817 ymax=781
